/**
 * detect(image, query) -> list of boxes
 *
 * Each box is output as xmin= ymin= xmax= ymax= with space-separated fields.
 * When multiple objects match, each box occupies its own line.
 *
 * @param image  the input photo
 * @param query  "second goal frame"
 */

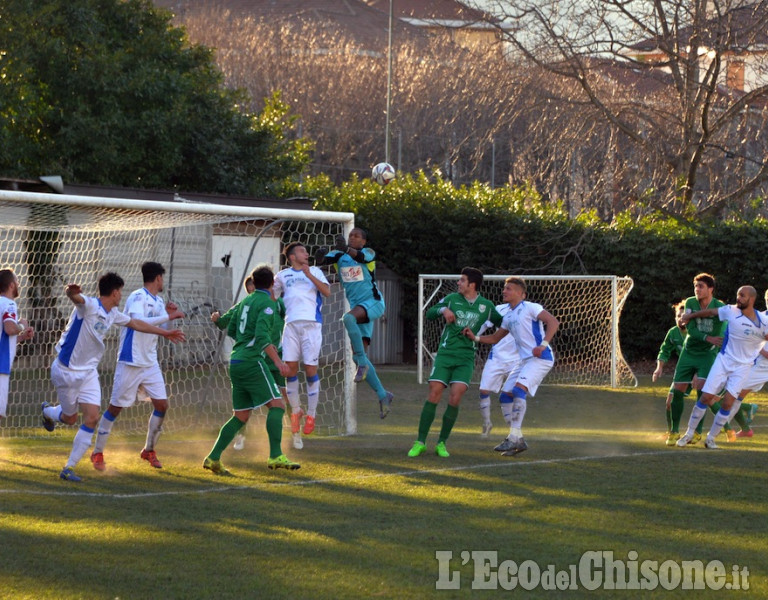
xmin=418 ymin=274 xmax=637 ymax=388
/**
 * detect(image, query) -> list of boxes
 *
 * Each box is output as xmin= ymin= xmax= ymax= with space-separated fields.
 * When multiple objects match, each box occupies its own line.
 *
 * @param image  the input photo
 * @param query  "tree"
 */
xmin=0 ymin=0 xmax=310 ymax=194
xmin=466 ymin=0 xmax=768 ymax=220
xmin=178 ymin=6 xmax=528 ymax=186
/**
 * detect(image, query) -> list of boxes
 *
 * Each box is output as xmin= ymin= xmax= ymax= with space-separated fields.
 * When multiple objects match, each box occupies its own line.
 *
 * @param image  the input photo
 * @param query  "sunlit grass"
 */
xmin=1 ymin=369 xmax=767 ymax=599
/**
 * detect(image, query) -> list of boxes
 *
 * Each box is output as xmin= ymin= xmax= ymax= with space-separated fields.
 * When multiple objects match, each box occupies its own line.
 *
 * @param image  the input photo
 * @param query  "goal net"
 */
xmin=0 ymin=190 xmax=357 ymax=438
xmin=418 ymin=274 xmax=636 ymax=388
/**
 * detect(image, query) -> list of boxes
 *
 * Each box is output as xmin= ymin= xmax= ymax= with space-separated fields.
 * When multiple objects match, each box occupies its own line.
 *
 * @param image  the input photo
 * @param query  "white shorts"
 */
xmin=737 ymin=360 xmax=768 ymax=393
xmin=110 ymin=362 xmax=167 ymax=408
xmin=281 ymin=321 xmax=322 ymax=365
xmin=501 ymin=357 xmax=554 ymax=398
xmin=51 ymin=359 xmax=101 ymax=415
xmin=702 ymin=355 xmax=752 ymax=398
xmin=479 ymin=355 xmax=521 ymax=394
xmin=0 ymin=374 xmax=9 ymax=418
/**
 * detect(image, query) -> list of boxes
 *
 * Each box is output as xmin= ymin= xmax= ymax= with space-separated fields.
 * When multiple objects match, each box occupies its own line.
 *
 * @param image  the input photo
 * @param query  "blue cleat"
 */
xmin=379 ymin=391 xmax=393 ymax=419
xmin=41 ymin=402 xmax=56 ymax=432
xmin=59 ymin=467 xmax=82 ymax=482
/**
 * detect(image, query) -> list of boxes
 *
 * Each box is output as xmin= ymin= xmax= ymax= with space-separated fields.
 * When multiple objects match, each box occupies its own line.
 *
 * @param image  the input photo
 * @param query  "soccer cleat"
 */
xmin=290 ymin=410 xmax=304 ymax=434
xmin=233 ymin=434 xmax=245 ymax=451
xmin=41 ymin=402 xmax=56 ymax=432
xmin=354 ymin=364 xmax=369 ymax=383
xmin=379 ymin=391 xmax=393 ymax=419
xmin=303 ymin=415 xmax=315 ymax=435
xmin=267 ymin=454 xmax=301 ymax=470
xmin=90 ymin=452 xmax=106 ymax=471
xmin=494 ymin=437 xmax=516 ymax=452
xmin=292 ymin=432 xmax=304 ymax=450
xmin=747 ymin=404 xmax=759 ymax=425
xmin=407 ymin=441 xmax=426 ymax=457
xmin=736 ymin=429 xmax=753 ymax=438
xmin=704 ymin=437 xmax=720 ymax=449
xmin=140 ymin=449 xmax=163 ymax=469
xmin=665 ymin=432 xmax=680 ymax=447
xmin=502 ymin=438 xmax=529 ymax=457
xmin=59 ymin=467 xmax=82 ymax=482
xmin=676 ymin=432 xmax=693 ymax=447
xmin=481 ymin=421 xmax=493 ymax=438
xmin=725 ymin=429 xmax=737 ymax=443
xmin=689 ymin=432 xmax=702 ymax=445
xmin=435 ymin=441 xmax=450 ymax=458
xmin=203 ymin=457 xmax=231 ymax=476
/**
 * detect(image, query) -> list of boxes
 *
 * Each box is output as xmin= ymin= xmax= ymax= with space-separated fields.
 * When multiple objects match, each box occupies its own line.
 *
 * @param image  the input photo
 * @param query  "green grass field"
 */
xmin=2 ymin=368 xmax=766 ymax=599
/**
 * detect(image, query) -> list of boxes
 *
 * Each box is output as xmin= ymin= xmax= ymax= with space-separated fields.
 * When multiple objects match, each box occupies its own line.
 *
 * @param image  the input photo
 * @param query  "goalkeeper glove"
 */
xmin=314 ymin=247 xmax=329 ymax=265
xmin=334 ymin=234 xmax=348 ymax=252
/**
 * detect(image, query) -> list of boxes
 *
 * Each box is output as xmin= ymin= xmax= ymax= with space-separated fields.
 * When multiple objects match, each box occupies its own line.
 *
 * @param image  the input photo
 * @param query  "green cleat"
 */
xmin=434 ymin=441 xmax=450 ymax=458
xmin=407 ymin=441 xmax=426 ymax=457
xmin=203 ymin=457 xmax=231 ymax=476
xmin=267 ymin=454 xmax=301 ymax=470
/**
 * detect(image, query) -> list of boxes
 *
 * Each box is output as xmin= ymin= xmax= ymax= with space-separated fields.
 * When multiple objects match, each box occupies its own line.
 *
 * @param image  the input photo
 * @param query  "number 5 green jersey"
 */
xmin=215 ymin=289 xmax=279 ymax=363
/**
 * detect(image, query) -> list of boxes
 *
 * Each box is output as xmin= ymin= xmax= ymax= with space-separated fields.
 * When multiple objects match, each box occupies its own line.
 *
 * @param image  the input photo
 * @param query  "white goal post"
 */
xmin=418 ymin=274 xmax=637 ymax=388
xmin=0 ymin=189 xmax=358 ymax=438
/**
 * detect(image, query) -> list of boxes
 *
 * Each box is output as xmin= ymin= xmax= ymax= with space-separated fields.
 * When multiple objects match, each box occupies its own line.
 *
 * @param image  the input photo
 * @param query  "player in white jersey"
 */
xmin=677 ymin=286 xmax=768 ymax=449
xmin=0 ymin=269 xmax=35 ymax=421
xmin=41 ymin=272 xmax=185 ymax=482
xmin=467 ymin=277 xmax=559 ymax=456
xmin=477 ymin=303 xmax=520 ymax=438
xmin=90 ymin=262 xmax=185 ymax=471
xmin=272 ymin=242 xmax=330 ymax=449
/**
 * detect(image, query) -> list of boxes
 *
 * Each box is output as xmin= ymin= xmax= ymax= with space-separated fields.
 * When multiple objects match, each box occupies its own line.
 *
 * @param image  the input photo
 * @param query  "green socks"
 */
xmin=208 ymin=416 xmax=244 ymax=460
xmin=438 ymin=404 xmax=460 ymax=443
xmin=417 ymin=401 xmax=438 ymax=443
xmin=266 ymin=407 xmax=285 ymax=459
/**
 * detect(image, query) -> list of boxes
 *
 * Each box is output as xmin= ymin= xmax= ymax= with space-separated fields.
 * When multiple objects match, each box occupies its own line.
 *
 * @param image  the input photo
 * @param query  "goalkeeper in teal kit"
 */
xmin=318 ymin=228 xmax=393 ymax=418
xmin=408 ymin=267 xmax=503 ymax=458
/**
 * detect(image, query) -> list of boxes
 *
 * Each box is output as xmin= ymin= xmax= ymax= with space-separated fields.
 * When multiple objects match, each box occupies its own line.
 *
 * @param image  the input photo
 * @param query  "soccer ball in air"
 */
xmin=371 ymin=162 xmax=396 ymax=185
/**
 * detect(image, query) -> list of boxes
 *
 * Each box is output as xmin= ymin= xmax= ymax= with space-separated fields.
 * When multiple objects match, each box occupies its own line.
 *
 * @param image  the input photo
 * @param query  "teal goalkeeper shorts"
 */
xmin=428 ymin=353 xmax=474 ymax=388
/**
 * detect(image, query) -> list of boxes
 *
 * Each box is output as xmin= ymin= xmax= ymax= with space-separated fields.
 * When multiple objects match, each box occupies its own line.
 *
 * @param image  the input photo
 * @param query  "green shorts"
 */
xmin=672 ymin=351 xmax=717 ymax=384
xmin=229 ymin=360 xmax=281 ymax=410
xmin=429 ymin=353 xmax=474 ymax=388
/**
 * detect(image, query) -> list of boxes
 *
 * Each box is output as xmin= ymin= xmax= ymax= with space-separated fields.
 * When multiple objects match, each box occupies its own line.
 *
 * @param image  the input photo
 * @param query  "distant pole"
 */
xmin=385 ymin=0 xmax=393 ymax=164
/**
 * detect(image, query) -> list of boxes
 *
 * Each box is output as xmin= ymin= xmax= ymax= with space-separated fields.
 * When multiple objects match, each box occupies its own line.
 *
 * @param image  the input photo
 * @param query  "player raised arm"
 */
xmin=65 ymin=283 xmax=85 ymax=305
xmin=126 ymin=318 xmax=185 ymax=343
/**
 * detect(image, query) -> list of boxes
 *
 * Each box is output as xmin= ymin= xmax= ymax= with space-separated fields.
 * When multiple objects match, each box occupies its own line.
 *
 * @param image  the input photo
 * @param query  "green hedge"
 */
xmin=292 ymin=172 xmax=768 ymax=362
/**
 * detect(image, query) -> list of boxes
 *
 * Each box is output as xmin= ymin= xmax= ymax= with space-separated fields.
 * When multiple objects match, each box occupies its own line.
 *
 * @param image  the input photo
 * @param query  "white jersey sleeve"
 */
xmin=275 ymin=267 xmax=329 ymax=324
xmin=501 ymin=301 xmax=554 ymax=361
xmin=117 ymin=288 xmax=166 ymax=367
xmin=0 ymin=297 xmax=20 ymax=375
xmin=718 ymin=305 xmax=768 ymax=364
xmin=56 ymin=295 xmax=131 ymax=370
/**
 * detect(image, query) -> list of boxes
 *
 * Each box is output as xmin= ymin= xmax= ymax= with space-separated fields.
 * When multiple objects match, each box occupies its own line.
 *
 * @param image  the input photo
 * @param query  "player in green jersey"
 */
xmin=408 ymin=267 xmax=503 ymax=458
xmin=671 ymin=273 xmax=740 ymax=445
xmin=204 ymin=266 xmax=299 ymax=475
xmin=653 ymin=301 xmax=692 ymax=445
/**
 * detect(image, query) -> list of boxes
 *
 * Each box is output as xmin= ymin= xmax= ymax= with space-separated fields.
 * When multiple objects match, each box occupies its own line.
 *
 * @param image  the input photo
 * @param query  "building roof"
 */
xmin=630 ymin=2 xmax=768 ymax=54
xmin=0 ymin=177 xmax=314 ymax=210
xmin=152 ymin=0 xmax=428 ymax=49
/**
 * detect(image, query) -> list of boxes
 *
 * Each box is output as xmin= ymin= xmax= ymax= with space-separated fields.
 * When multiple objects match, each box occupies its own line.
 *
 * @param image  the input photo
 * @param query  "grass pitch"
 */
xmin=1 ymin=368 xmax=766 ymax=599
